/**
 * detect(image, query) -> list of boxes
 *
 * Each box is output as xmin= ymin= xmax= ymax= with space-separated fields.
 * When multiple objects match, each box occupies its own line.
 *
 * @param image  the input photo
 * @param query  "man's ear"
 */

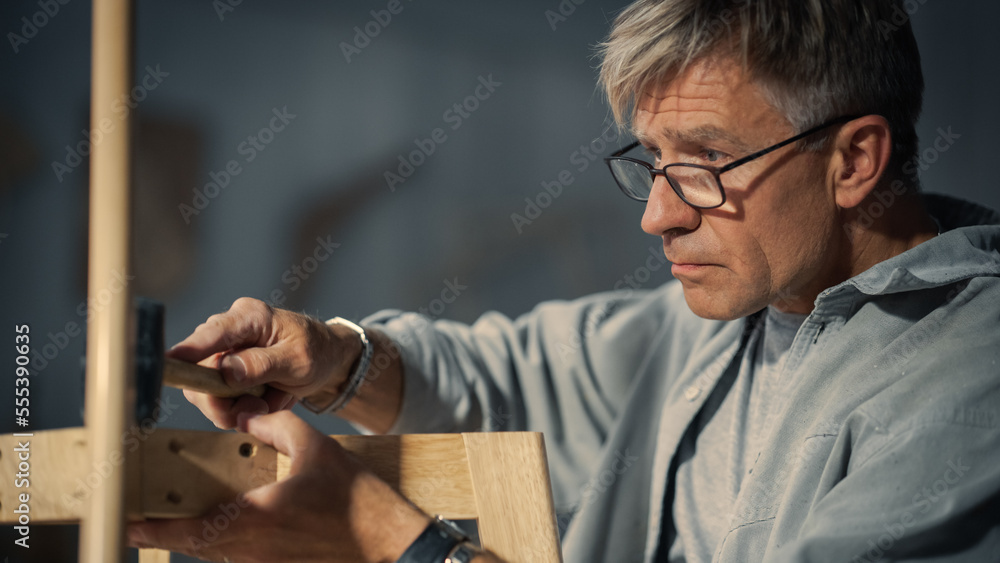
xmin=830 ymin=115 xmax=893 ymax=209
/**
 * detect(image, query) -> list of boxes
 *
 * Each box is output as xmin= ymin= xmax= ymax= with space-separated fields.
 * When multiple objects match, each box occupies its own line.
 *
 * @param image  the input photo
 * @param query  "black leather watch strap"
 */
xmin=396 ymin=517 xmax=468 ymax=563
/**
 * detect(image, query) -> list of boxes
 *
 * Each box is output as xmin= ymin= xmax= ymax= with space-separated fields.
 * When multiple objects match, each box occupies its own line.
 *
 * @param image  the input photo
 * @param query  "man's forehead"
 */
xmin=632 ymin=122 xmax=754 ymax=154
xmin=630 ymin=58 xmax=782 ymax=151
xmin=632 ymin=92 xmax=751 ymax=153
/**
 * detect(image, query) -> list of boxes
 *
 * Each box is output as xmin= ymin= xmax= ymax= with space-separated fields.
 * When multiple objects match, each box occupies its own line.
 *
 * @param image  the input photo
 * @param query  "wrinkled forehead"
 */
xmin=628 ymin=56 xmax=777 ymax=149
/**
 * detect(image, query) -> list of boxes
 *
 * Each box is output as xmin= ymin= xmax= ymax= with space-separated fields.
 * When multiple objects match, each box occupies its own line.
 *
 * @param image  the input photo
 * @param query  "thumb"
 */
xmin=168 ymin=298 xmax=275 ymax=364
xmin=218 ymin=347 xmax=278 ymax=386
xmin=240 ymin=411 xmax=325 ymax=474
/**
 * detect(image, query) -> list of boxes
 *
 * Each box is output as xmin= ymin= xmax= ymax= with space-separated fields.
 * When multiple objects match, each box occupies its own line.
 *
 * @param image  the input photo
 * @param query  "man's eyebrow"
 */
xmin=633 ymin=125 xmax=754 ymax=154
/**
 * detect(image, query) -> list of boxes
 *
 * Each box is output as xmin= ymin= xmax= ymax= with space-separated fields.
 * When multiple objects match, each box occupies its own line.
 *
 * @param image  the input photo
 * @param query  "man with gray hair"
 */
xmin=129 ymin=1 xmax=1000 ymax=561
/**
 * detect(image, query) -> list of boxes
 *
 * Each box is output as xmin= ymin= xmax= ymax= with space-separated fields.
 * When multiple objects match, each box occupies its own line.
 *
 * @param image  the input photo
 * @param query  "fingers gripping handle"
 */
xmin=162 ymin=357 xmax=266 ymax=398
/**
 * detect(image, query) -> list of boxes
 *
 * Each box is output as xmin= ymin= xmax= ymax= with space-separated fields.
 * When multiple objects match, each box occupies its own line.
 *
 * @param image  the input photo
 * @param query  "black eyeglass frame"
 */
xmin=604 ymin=114 xmax=861 ymax=208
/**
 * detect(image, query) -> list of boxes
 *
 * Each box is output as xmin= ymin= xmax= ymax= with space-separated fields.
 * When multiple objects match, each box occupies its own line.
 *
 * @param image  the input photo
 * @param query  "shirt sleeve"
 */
xmin=359 ymin=287 xmax=677 ymax=507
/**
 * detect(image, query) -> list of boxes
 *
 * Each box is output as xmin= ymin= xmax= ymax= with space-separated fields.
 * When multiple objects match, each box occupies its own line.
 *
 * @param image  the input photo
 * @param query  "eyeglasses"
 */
xmin=604 ymin=115 xmax=859 ymax=208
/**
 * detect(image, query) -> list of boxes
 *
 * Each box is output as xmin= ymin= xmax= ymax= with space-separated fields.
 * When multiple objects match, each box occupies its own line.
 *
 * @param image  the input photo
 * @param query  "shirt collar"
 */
xmin=828 ymin=193 xmax=1000 ymax=298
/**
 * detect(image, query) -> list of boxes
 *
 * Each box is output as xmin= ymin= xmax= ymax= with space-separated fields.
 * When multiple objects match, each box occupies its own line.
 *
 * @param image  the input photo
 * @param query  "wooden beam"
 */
xmin=82 ymin=0 xmax=135 ymax=561
xmin=0 ymin=429 xmax=481 ymax=523
xmin=3 ymin=429 xmax=563 ymax=561
xmin=464 ymin=432 xmax=563 ymax=562
xmin=0 ymin=428 xmax=88 ymax=524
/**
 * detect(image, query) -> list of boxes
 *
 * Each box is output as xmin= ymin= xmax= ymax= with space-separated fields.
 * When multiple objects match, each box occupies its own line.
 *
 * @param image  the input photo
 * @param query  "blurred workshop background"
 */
xmin=1 ymin=0 xmax=999 ymax=561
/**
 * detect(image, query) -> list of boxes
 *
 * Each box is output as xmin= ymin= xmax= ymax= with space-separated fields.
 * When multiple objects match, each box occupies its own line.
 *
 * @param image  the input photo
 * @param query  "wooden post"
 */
xmin=80 ymin=0 xmax=135 ymax=562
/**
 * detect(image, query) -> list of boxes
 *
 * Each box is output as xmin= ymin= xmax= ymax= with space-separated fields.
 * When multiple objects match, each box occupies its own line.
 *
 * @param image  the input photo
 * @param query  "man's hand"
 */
xmin=169 ymin=297 xmax=361 ymax=429
xmin=126 ymin=411 xmax=431 ymax=562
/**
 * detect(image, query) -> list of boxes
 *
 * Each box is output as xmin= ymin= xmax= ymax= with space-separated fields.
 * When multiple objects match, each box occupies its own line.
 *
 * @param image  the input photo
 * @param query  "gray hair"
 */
xmin=598 ymin=0 xmax=924 ymax=188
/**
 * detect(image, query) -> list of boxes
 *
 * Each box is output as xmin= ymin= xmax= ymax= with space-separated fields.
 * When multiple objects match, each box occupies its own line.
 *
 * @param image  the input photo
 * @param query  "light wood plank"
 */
xmin=141 ymin=430 xmax=279 ymax=518
xmin=2 ymin=429 xmax=563 ymax=561
xmin=464 ymin=432 xmax=563 ymax=562
xmin=0 ymin=428 xmax=88 ymax=523
xmin=138 ymin=549 xmax=170 ymax=563
xmin=1 ymin=430 xmax=481 ymax=522
xmin=278 ymin=433 xmax=479 ymax=519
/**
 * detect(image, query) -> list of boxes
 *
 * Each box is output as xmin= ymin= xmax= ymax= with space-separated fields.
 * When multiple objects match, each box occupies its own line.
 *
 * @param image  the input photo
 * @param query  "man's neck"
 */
xmin=772 ymin=191 xmax=939 ymax=316
xmin=845 ymin=190 xmax=939 ymax=279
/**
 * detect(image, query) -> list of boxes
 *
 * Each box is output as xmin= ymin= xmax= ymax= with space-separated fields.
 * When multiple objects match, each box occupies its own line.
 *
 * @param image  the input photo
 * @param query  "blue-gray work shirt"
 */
xmin=362 ymin=194 xmax=1000 ymax=562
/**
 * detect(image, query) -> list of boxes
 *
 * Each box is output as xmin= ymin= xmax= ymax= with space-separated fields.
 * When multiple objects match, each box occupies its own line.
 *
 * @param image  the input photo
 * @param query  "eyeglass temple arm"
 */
xmin=606 ymin=115 xmax=861 ymax=168
xmin=608 ymin=140 xmax=641 ymax=158
xmin=719 ymin=115 xmax=861 ymax=172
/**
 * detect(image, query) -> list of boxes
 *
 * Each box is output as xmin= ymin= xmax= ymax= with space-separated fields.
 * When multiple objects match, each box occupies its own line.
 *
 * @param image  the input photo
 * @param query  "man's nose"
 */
xmin=641 ymin=175 xmax=701 ymax=236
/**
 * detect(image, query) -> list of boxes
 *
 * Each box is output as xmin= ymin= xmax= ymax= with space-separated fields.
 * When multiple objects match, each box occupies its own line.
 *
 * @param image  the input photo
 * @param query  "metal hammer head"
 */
xmin=83 ymin=298 xmax=266 ymax=424
xmin=134 ymin=298 xmax=267 ymax=423
xmin=135 ymin=297 xmax=165 ymax=423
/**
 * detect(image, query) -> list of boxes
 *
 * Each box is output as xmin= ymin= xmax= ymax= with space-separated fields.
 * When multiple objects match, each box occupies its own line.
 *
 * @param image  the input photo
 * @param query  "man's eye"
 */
xmin=703 ymin=149 xmax=724 ymax=163
xmin=642 ymin=147 xmax=661 ymax=163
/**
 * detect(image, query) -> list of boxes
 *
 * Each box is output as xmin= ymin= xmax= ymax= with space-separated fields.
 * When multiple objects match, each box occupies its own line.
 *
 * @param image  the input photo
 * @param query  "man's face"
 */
xmin=633 ymin=56 xmax=841 ymax=320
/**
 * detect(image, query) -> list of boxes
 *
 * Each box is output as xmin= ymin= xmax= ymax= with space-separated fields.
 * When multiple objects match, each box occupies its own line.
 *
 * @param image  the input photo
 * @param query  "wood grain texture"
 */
xmin=82 ymin=0 xmax=135 ymax=561
xmin=138 ymin=549 xmax=171 ymax=563
xmin=464 ymin=432 xmax=563 ymax=562
xmin=294 ymin=434 xmax=479 ymax=519
xmin=0 ymin=428 xmax=88 ymax=523
xmin=1 ymin=429 xmax=563 ymax=561
xmin=140 ymin=430 xmax=279 ymax=518
xmin=163 ymin=357 xmax=266 ymax=399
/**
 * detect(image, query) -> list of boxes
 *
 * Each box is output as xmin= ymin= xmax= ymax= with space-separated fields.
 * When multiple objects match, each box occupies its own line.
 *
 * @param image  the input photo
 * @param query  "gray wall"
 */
xmin=1 ymin=1 xmax=998 ymax=560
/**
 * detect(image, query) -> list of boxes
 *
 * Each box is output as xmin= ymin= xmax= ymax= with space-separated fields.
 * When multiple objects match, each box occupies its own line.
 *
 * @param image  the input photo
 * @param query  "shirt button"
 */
xmin=684 ymin=386 xmax=701 ymax=401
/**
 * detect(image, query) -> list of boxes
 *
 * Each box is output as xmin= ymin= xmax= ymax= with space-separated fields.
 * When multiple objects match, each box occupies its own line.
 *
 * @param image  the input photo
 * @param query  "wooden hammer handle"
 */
xmin=163 ymin=357 xmax=267 ymax=398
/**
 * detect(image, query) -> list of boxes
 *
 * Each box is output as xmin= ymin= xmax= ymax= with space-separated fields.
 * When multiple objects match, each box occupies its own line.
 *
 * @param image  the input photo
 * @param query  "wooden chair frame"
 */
xmin=0 ymin=429 xmax=563 ymax=562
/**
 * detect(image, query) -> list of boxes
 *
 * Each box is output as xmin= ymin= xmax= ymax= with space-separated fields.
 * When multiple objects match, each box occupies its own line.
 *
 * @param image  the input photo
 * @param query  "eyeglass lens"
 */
xmin=609 ymin=159 xmax=722 ymax=207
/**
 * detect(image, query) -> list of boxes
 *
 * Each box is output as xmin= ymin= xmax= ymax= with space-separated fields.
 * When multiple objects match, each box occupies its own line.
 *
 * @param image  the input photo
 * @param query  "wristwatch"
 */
xmin=301 ymin=317 xmax=373 ymax=415
xmin=396 ymin=516 xmax=483 ymax=563
xmin=445 ymin=541 xmax=481 ymax=563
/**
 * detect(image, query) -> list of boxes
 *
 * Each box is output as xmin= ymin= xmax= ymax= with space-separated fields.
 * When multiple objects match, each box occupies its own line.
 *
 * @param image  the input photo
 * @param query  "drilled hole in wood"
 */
xmin=166 ymin=491 xmax=182 ymax=505
xmin=168 ymin=439 xmax=183 ymax=453
xmin=239 ymin=442 xmax=256 ymax=458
